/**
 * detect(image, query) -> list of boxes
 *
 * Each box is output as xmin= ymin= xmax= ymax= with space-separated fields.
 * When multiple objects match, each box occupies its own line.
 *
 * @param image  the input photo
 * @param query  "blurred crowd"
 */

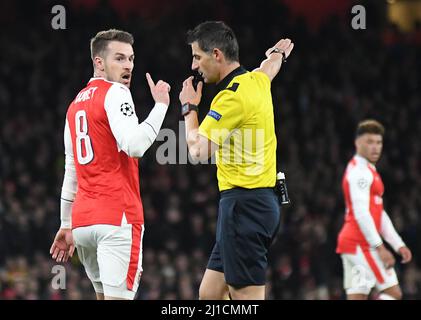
xmin=1 ymin=0 xmax=420 ymax=299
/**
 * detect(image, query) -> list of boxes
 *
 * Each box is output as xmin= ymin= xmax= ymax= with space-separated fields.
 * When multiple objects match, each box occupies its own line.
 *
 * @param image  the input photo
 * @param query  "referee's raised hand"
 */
xmin=255 ymin=37 xmax=295 ymax=81
xmin=265 ymin=38 xmax=294 ymax=59
xmin=179 ymin=76 xmax=203 ymax=106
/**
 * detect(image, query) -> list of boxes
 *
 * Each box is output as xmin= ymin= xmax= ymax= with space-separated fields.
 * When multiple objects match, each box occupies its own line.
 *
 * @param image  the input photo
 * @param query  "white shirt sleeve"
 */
xmin=348 ymin=166 xmax=383 ymax=248
xmin=381 ymin=210 xmax=405 ymax=252
xmin=104 ymin=83 xmax=168 ymax=158
xmin=60 ymin=118 xmax=77 ymax=229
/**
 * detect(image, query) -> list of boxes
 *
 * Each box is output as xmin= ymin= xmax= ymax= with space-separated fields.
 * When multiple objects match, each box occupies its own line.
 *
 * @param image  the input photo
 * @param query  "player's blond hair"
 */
xmin=356 ymin=119 xmax=385 ymax=137
xmin=90 ymin=29 xmax=134 ymax=60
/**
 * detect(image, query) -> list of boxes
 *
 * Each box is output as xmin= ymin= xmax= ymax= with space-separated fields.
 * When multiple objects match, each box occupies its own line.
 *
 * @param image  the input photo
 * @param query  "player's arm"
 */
xmin=380 ymin=210 xmax=405 ymax=252
xmin=104 ymin=74 xmax=170 ymax=158
xmin=50 ymin=118 xmax=76 ymax=263
xmin=253 ymin=38 xmax=294 ymax=81
xmin=349 ymin=167 xmax=395 ymax=267
xmin=179 ymin=76 xmax=218 ymax=161
xmin=381 ymin=210 xmax=412 ymax=263
xmin=60 ymin=118 xmax=77 ymax=229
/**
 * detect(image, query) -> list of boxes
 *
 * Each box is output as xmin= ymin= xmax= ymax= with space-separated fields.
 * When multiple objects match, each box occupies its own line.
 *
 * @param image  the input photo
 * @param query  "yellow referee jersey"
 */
xmin=198 ymin=66 xmax=277 ymax=191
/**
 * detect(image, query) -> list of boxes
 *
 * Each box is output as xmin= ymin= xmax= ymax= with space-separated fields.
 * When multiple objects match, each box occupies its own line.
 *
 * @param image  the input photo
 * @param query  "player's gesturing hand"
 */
xmin=50 ymin=228 xmax=75 ymax=263
xmin=146 ymin=73 xmax=170 ymax=106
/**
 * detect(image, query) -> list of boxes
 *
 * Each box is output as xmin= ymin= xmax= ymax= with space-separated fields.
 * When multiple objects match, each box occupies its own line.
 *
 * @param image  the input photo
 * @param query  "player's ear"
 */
xmin=93 ymin=56 xmax=105 ymax=72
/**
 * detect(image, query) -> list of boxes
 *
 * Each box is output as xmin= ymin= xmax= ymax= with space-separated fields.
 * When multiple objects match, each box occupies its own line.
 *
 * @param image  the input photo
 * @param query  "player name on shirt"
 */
xmin=75 ymin=87 xmax=98 ymax=103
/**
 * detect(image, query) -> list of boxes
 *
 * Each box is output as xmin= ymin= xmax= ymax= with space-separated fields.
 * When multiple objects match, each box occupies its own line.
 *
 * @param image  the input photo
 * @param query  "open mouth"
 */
xmin=122 ymin=74 xmax=131 ymax=82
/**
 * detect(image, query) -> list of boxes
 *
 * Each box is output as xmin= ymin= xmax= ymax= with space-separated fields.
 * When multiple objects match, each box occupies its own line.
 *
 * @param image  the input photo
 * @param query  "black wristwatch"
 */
xmin=270 ymin=48 xmax=287 ymax=63
xmin=181 ymin=102 xmax=199 ymax=116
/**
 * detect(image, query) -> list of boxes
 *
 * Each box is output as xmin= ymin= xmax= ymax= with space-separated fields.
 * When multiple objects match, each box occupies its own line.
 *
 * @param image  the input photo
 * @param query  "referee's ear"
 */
xmin=213 ymin=48 xmax=224 ymax=62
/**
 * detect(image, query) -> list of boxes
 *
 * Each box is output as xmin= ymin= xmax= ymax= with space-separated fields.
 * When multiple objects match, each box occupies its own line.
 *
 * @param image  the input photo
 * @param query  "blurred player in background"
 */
xmin=179 ymin=21 xmax=294 ymax=299
xmin=49 ymin=29 xmax=171 ymax=300
xmin=336 ymin=119 xmax=412 ymax=300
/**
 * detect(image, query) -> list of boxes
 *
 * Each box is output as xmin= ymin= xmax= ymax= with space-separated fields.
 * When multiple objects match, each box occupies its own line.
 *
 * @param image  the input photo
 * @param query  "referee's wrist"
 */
xmin=181 ymin=102 xmax=199 ymax=116
xmin=269 ymin=48 xmax=287 ymax=62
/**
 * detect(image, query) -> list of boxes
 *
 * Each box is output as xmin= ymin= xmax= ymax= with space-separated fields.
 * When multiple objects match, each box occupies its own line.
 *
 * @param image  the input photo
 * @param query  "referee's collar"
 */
xmin=216 ymin=65 xmax=247 ymax=92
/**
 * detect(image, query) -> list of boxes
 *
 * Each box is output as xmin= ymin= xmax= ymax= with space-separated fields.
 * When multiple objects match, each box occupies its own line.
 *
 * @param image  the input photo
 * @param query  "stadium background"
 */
xmin=0 ymin=0 xmax=420 ymax=299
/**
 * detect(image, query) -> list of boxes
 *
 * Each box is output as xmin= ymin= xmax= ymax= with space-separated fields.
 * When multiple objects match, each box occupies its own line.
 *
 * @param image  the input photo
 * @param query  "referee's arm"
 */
xmin=180 ymin=76 xmax=219 ymax=161
xmin=185 ymin=116 xmax=218 ymax=161
xmin=254 ymin=38 xmax=294 ymax=81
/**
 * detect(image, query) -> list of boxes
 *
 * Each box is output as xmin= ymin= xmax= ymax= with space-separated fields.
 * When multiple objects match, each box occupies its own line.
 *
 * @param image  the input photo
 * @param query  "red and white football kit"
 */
xmin=336 ymin=155 xmax=406 ymax=295
xmin=60 ymin=78 xmax=168 ymax=299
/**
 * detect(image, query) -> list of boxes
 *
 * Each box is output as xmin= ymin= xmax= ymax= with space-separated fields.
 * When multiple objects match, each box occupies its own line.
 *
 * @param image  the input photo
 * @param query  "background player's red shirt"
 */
xmin=336 ymin=155 xmax=384 ymax=253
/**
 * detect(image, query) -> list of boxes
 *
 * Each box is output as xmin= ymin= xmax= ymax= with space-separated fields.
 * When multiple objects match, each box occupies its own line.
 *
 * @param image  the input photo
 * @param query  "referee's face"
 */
xmin=190 ymin=42 xmax=219 ymax=83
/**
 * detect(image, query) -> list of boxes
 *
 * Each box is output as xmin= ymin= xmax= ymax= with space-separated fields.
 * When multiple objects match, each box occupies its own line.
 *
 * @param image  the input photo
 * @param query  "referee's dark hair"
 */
xmin=356 ymin=119 xmax=385 ymax=137
xmin=187 ymin=21 xmax=239 ymax=62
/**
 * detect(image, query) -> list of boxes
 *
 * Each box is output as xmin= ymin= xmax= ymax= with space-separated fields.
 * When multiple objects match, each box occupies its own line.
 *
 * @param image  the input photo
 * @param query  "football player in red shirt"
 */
xmin=50 ymin=29 xmax=171 ymax=300
xmin=336 ymin=119 xmax=412 ymax=300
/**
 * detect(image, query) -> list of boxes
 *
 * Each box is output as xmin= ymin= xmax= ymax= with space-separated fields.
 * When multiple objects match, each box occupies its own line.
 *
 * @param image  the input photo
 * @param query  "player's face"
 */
xmin=103 ymin=41 xmax=134 ymax=88
xmin=356 ymin=133 xmax=383 ymax=164
xmin=191 ymin=42 xmax=220 ymax=84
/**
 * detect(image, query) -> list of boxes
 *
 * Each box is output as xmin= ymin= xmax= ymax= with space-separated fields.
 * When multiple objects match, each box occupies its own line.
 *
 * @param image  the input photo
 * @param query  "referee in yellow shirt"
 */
xmin=179 ymin=21 xmax=294 ymax=300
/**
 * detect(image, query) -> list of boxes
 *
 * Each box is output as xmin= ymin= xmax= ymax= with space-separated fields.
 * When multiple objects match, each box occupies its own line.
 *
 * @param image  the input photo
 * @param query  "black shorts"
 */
xmin=207 ymin=187 xmax=281 ymax=287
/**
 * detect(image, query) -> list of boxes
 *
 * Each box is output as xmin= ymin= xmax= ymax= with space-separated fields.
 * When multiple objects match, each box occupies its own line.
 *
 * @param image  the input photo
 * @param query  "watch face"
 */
xmin=182 ymin=104 xmax=190 ymax=115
